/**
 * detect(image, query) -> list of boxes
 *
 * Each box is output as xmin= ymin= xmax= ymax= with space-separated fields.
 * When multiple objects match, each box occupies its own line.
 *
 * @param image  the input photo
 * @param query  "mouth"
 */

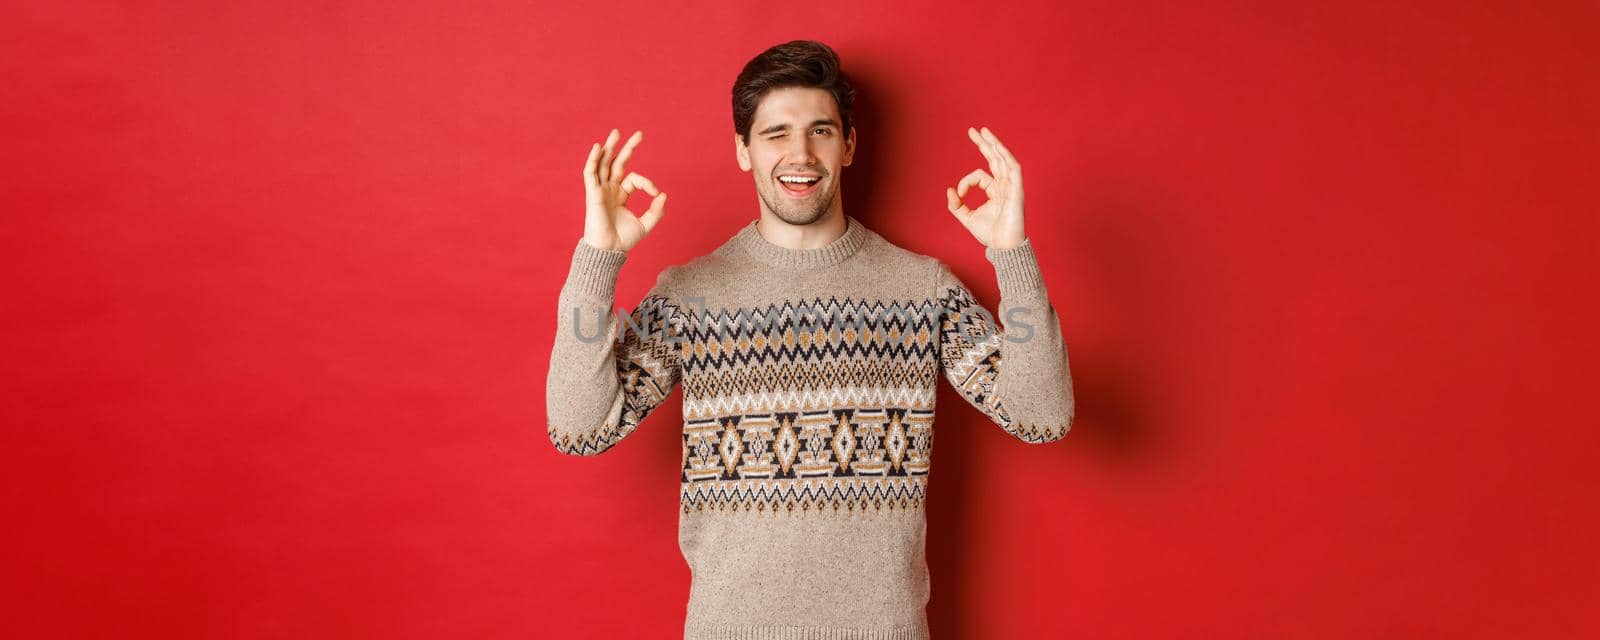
xmin=776 ymin=174 xmax=822 ymax=197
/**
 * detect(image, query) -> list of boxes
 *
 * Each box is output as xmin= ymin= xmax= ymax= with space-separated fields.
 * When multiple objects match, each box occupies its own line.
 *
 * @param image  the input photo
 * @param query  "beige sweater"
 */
xmin=546 ymin=214 xmax=1075 ymax=640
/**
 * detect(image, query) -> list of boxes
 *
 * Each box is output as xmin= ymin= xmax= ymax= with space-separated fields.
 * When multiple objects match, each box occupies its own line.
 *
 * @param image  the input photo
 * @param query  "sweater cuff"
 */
xmin=564 ymin=238 xmax=628 ymax=299
xmin=985 ymin=237 xmax=1045 ymax=298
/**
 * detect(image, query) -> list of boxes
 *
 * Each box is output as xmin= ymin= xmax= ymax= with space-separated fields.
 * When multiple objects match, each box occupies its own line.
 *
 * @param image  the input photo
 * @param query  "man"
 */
xmin=546 ymin=40 xmax=1075 ymax=640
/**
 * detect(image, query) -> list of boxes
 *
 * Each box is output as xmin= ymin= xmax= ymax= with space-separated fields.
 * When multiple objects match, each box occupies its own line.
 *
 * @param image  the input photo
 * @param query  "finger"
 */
xmin=584 ymin=141 xmax=607 ymax=230
xmin=977 ymin=127 xmax=1009 ymax=185
xmin=582 ymin=142 xmax=602 ymax=191
xmin=609 ymin=130 xmax=643 ymax=185
xmin=597 ymin=128 xmax=619 ymax=183
xmin=620 ymin=171 xmax=661 ymax=199
xmin=967 ymin=127 xmax=991 ymax=163
xmin=946 ymin=187 xmax=971 ymax=219
xmin=621 ymin=172 xmax=666 ymax=232
xmin=955 ymin=168 xmax=995 ymax=198
xmin=639 ymin=191 xmax=667 ymax=233
xmin=990 ymin=133 xmax=1023 ymax=197
xmin=968 ymin=127 xmax=1000 ymax=177
xmin=981 ymin=127 xmax=1017 ymax=186
xmin=970 ymin=127 xmax=1006 ymax=186
xmin=982 ymin=127 xmax=1018 ymax=169
xmin=616 ymin=171 xmax=637 ymax=202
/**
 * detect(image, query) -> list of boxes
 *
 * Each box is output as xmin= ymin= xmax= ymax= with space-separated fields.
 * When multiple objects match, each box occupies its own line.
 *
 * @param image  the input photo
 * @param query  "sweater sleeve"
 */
xmin=546 ymin=239 xmax=684 ymax=456
xmin=935 ymin=237 xmax=1075 ymax=443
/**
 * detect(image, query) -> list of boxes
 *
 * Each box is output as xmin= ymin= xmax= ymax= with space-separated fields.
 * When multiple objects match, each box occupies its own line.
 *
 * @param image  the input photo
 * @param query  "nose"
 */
xmin=783 ymin=134 xmax=819 ymax=164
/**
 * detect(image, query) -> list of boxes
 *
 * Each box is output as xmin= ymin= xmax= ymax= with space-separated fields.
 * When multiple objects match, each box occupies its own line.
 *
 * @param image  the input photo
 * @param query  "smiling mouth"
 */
xmin=777 ymin=176 xmax=821 ymax=196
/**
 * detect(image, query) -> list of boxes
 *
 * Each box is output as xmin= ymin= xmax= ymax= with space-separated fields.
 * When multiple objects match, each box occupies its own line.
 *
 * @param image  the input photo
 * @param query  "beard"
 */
xmin=757 ymin=175 xmax=835 ymax=226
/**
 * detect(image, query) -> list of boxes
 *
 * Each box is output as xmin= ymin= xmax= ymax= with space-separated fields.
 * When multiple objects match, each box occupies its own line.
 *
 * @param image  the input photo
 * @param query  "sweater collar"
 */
xmin=733 ymin=214 xmax=871 ymax=270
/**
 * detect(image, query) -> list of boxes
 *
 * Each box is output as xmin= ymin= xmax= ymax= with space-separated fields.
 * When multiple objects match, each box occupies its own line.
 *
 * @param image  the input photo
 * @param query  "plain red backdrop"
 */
xmin=4 ymin=1 xmax=1596 ymax=638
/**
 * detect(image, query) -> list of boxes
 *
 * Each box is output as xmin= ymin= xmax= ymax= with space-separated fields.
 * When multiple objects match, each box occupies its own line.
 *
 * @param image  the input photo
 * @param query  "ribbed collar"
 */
xmin=732 ymin=214 xmax=872 ymax=270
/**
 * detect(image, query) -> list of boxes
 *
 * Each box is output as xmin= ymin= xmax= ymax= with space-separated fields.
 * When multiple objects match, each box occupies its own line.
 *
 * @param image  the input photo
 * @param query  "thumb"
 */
xmin=946 ymin=187 xmax=971 ymax=222
xmin=639 ymin=192 xmax=667 ymax=233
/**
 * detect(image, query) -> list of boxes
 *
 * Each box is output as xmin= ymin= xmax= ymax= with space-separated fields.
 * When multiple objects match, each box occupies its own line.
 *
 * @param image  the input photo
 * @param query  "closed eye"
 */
xmin=767 ymin=128 xmax=833 ymax=141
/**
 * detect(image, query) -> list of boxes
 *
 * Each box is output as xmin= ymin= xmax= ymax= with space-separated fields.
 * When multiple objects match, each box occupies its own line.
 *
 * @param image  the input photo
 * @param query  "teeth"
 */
xmin=779 ymin=176 xmax=819 ymax=184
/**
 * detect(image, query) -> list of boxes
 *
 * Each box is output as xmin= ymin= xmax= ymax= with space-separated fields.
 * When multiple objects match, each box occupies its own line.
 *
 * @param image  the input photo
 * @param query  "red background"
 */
xmin=4 ymin=1 xmax=1597 ymax=638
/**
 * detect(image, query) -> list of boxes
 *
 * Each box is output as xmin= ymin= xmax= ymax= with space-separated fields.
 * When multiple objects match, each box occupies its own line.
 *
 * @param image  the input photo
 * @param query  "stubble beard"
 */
xmin=759 ymin=176 xmax=834 ymax=226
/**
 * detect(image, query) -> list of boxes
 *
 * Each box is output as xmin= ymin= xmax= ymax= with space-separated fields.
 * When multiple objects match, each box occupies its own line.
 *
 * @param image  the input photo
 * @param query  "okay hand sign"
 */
xmin=946 ymin=126 xmax=1026 ymax=250
xmin=581 ymin=128 xmax=667 ymax=253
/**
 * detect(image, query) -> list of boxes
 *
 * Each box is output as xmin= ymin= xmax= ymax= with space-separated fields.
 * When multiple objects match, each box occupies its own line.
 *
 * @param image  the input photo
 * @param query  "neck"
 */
xmin=754 ymin=211 xmax=848 ymax=250
xmin=733 ymin=212 xmax=871 ymax=270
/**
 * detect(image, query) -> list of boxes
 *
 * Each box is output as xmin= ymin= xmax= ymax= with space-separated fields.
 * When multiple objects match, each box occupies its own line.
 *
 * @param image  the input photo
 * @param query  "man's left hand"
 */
xmin=946 ymin=126 xmax=1026 ymax=250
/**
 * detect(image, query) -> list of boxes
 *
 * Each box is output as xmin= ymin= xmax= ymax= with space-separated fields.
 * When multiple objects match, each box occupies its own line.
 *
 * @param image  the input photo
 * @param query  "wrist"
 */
xmin=985 ymin=237 xmax=1044 ymax=297
xmin=986 ymin=236 xmax=1027 ymax=250
xmin=581 ymin=235 xmax=626 ymax=253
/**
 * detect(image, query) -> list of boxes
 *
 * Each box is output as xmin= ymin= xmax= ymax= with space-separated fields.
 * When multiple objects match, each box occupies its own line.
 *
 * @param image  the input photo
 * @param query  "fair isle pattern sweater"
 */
xmin=546 ymin=214 xmax=1075 ymax=640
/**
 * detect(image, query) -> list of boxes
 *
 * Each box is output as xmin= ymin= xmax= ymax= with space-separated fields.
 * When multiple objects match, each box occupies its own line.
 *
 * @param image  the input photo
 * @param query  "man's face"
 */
xmin=736 ymin=86 xmax=856 ymax=226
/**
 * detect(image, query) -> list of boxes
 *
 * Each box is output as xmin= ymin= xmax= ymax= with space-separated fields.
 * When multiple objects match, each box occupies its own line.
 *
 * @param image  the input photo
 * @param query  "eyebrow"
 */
xmin=756 ymin=118 xmax=840 ymax=136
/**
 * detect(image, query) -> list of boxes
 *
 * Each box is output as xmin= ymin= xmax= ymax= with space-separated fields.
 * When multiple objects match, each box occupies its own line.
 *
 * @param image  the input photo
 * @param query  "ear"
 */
xmin=734 ymin=133 xmax=751 ymax=172
xmin=844 ymin=126 xmax=856 ymax=167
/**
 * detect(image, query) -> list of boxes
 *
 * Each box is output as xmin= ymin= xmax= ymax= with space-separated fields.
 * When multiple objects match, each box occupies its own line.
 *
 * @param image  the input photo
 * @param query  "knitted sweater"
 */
xmin=546 ymin=214 xmax=1075 ymax=640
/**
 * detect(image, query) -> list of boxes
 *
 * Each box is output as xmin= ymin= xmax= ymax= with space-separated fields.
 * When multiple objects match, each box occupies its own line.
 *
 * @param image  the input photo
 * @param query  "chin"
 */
xmin=763 ymin=187 xmax=834 ymax=226
xmin=777 ymin=209 xmax=827 ymax=225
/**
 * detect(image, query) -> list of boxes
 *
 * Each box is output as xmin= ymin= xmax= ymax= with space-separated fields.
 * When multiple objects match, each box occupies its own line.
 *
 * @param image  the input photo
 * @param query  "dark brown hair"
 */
xmin=732 ymin=40 xmax=856 ymax=146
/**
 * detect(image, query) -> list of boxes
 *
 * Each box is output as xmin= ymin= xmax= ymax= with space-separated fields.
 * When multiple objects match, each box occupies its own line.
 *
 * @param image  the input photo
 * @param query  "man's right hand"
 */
xmin=581 ymin=128 xmax=666 ymax=253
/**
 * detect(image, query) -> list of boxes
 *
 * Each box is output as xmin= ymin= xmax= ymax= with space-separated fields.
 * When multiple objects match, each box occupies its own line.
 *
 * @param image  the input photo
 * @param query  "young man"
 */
xmin=546 ymin=40 xmax=1075 ymax=640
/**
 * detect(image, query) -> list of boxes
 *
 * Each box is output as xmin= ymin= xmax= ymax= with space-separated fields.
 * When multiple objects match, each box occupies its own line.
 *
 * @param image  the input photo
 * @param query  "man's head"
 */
xmin=732 ymin=40 xmax=857 ymax=226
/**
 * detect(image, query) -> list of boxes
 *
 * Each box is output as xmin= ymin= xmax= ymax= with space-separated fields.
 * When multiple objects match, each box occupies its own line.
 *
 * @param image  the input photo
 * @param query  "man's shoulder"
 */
xmin=655 ymin=246 xmax=736 ymax=288
xmin=855 ymin=229 xmax=948 ymax=283
xmin=870 ymin=231 xmax=940 ymax=263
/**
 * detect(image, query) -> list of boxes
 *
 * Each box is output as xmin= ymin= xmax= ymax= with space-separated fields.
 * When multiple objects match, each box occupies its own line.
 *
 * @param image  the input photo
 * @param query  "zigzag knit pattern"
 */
xmin=548 ymin=284 xmax=1059 ymax=512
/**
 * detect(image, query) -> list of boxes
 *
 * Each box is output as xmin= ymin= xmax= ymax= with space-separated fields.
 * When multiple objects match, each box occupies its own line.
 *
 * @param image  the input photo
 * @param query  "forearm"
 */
xmin=985 ymin=239 xmax=1075 ymax=441
xmin=546 ymin=240 xmax=631 ymax=456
